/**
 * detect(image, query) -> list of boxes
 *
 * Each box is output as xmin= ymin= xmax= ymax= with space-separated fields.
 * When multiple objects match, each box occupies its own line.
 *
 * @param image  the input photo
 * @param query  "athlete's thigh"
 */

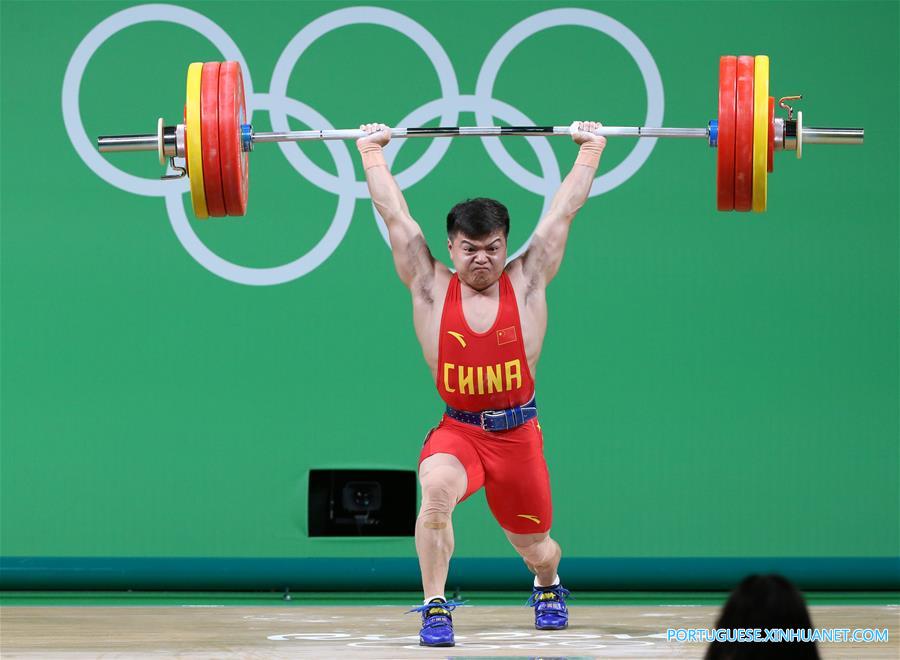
xmin=482 ymin=420 xmax=552 ymax=534
xmin=419 ymin=421 xmax=486 ymax=502
xmin=418 ymin=453 xmax=468 ymax=503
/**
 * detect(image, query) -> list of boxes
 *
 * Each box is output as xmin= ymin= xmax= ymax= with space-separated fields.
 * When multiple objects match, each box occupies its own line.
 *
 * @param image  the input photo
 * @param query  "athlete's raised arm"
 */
xmin=518 ymin=121 xmax=607 ymax=288
xmin=357 ymin=123 xmax=439 ymax=298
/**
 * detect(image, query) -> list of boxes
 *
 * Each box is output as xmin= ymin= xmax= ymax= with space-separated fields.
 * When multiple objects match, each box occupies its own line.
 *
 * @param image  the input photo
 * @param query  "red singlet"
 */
xmin=419 ymin=271 xmax=552 ymax=535
xmin=436 ymin=272 xmax=535 ymax=411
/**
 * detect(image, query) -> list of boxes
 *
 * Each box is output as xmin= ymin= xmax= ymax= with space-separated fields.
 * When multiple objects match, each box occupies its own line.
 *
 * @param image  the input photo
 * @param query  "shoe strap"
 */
xmin=526 ymin=585 xmax=571 ymax=607
xmin=406 ymin=598 xmax=465 ymax=615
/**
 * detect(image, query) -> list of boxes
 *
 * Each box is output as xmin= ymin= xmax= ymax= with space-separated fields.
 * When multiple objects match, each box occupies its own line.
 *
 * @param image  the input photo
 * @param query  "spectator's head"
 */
xmin=704 ymin=574 xmax=819 ymax=659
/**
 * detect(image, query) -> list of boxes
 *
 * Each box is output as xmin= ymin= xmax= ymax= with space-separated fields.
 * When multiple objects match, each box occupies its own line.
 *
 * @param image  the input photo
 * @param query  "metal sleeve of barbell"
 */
xmin=802 ymin=127 xmax=864 ymax=145
xmin=97 ymin=134 xmax=160 ymax=152
xmin=251 ymin=126 xmax=711 ymax=143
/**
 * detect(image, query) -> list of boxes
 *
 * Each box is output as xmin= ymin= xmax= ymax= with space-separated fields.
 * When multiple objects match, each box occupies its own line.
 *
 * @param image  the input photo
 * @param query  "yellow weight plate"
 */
xmin=186 ymin=62 xmax=208 ymax=219
xmin=751 ymin=55 xmax=769 ymax=213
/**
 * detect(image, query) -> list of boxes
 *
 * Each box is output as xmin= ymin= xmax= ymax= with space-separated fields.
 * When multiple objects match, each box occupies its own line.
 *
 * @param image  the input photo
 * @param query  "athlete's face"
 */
xmin=447 ymin=231 xmax=508 ymax=291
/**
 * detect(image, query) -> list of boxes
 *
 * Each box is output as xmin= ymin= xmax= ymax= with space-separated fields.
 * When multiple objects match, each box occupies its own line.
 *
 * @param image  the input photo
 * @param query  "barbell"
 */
xmin=97 ymin=56 xmax=863 ymax=218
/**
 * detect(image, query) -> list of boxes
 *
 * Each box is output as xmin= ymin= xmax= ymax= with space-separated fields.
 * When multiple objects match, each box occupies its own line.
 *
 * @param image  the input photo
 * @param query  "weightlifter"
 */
xmin=356 ymin=120 xmax=606 ymax=647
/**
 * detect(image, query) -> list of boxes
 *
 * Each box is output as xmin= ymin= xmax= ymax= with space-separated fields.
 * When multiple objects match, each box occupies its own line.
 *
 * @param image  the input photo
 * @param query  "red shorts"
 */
xmin=418 ymin=414 xmax=552 ymax=534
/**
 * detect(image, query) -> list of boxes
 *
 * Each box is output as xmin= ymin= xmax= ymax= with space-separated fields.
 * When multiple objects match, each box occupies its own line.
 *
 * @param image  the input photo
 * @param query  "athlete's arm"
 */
xmin=357 ymin=123 xmax=439 ymax=299
xmin=518 ymin=121 xmax=607 ymax=288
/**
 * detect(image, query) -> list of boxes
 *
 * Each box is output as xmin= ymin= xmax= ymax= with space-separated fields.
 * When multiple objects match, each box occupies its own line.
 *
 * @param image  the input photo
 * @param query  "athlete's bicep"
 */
xmin=505 ymin=252 xmax=543 ymax=307
xmin=387 ymin=215 xmax=436 ymax=289
xmin=411 ymin=259 xmax=451 ymax=307
xmin=520 ymin=213 xmax=572 ymax=286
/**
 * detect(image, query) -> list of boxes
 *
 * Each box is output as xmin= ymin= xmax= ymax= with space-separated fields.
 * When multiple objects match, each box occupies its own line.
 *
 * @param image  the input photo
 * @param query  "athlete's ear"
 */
xmin=447 ymin=238 xmax=452 ymax=253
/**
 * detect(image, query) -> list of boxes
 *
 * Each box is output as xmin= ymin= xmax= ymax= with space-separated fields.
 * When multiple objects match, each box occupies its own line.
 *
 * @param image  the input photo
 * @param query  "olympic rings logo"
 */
xmin=64 ymin=4 xmax=664 ymax=286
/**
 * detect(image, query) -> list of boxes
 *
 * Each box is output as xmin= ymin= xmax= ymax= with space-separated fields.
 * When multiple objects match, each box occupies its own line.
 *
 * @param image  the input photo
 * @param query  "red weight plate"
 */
xmin=734 ymin=56 xmax=755 ymax=212
xmin=717 ymin=56 xmax=737 ymax=211
xmin=201 ymin=62 xmax=226 ymax=217
xmin=767 ymin=96 xmax=774 ymax=173
xmin=218 ymin=61 xmax=249 ymax=216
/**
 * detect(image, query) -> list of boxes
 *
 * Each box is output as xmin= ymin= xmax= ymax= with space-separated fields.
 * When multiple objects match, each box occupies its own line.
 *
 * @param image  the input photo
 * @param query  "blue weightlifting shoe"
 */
xmin=406 ymin=598 xmax=464 ymax=647
xmin=526 ymin=584 xmax=571 ymax=630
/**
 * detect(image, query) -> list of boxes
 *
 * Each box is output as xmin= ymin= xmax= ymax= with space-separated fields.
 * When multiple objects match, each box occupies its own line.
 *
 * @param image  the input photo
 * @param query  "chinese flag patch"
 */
xmin=497 ymin=326 xmax=517 ymax=345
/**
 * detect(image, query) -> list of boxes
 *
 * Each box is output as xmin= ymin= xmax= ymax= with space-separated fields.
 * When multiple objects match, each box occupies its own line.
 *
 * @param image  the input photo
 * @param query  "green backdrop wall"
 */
xmin=2 ymin=0 xmax=898 ymax=590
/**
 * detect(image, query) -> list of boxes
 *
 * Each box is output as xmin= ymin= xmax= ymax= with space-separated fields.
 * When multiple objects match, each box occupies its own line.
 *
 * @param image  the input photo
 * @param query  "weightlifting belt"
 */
xmin=445 ymin=395 xmax=537 ymax=432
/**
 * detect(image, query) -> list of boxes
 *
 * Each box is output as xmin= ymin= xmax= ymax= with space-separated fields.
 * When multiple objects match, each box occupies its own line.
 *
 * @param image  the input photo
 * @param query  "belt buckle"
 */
xmin=479 ymin=410 xmax=495 ymax=430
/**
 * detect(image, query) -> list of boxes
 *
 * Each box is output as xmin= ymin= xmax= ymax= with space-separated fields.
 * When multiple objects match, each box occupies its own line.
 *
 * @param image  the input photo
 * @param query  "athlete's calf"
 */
xmin=504 ymin=530 xmax=562 ymax=587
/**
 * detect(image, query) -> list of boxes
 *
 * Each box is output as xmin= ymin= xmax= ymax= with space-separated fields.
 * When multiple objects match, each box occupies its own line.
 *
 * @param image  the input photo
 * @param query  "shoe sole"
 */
xmin=536 ymin=623 xmax=568 ymax=630
xmin=420 ymin=641 xmax=455 ymax=647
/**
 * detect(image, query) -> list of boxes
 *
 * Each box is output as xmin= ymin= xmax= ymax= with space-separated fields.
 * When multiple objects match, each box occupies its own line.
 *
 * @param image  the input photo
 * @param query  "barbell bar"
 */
xmin=96 ymin=56 xmax=864 ymax=218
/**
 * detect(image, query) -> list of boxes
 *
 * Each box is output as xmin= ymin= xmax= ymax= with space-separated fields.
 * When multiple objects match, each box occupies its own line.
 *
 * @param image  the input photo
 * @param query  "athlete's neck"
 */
xmin=460 ymin=276 xmax=500 ymax=297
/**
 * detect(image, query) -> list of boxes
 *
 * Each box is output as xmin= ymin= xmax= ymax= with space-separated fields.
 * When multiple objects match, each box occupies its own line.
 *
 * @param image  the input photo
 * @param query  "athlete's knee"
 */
xmin=419 ymin=472 xmax=463 ymax=530
xmin=419 ymin=484 xmax=454 ymax=529
xmin=513 ymin=534 xmax=560 ymax=569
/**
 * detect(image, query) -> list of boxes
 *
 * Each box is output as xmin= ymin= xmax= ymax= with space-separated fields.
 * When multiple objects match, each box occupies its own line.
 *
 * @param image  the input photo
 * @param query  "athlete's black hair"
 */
xmin=446 ymin=197 xmax=509 ymax=240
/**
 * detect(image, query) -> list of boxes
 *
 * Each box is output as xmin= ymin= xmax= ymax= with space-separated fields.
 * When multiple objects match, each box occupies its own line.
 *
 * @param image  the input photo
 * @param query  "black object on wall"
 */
xmin=308 ymin=469 xmax=417 ymax=537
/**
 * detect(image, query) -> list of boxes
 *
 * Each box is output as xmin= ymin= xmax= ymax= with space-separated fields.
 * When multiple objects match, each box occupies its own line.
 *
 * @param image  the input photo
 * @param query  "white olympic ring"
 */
xmin=63 ymin=4 xmax=664 ymax=286
xmin=475 ymin=8 xmax=664 ymax=196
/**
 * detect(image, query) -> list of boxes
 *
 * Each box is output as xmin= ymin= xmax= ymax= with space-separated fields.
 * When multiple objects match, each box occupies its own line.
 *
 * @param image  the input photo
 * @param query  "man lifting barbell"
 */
xmin=88 ymin=52 xmax=868 ymax=650
xmin=355 ymin=120 xmax=606 ymax=647
xmin=91 ymin=57 xmax=865 ymax=645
